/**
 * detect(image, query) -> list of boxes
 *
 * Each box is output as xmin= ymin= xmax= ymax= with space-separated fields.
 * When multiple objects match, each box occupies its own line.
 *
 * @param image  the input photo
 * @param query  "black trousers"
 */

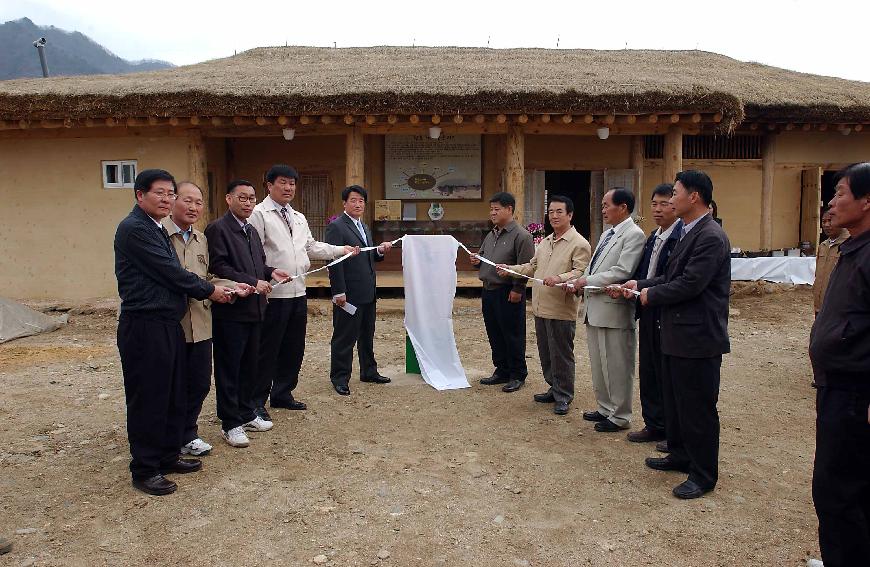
xmin=117 ymin=315 xmax=185 ymax=480
xmin=813 ymin=386 xmax=870 ymax=567
xmin=637 ymin=315 xmax=666 ymax=433
xmin=330 ymin=300 xmax=378 ymax=387
xmin=256 ymin=297 xmax=307 ymax=406
xmin=212 ymin=319 xmax=260 ymax=431
xmin=661 ymin=354 xmax=721 ymax=489
xmin=182 ymin=339 xmax=212 ymax=444
xmin=481 ymin=286 xmax=528 ymax=381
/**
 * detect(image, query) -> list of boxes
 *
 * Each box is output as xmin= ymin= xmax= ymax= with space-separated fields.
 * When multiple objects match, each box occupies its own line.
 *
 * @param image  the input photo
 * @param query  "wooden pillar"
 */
xmin=761 ymin=133 xmax=777 ymax=250
xmin=186 ymin=130 xmax=209 ymax=229
xmin=506 ymin=124 xmax=525 ymax=223
xmin=346 ymin=126 xmax=365 ymax=188
xmin=663 ymin=125 xmax=682 ymax=185
xmin=630 ymin=135 xmax=645 ymax=222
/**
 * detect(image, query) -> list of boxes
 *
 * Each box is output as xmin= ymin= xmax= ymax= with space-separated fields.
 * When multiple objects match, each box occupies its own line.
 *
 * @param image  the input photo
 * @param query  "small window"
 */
xmin=102 ymin=160 xmax=137 ymax=189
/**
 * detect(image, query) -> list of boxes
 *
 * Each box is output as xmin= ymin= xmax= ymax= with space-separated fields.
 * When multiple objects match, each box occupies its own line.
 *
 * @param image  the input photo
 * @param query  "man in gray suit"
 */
xmin=567 ymin=188 xmax=646 ymax=433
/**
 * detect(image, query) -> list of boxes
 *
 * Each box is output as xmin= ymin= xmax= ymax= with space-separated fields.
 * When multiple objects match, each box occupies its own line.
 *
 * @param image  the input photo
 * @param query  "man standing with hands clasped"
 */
xmin=622 ymin=170 xmax=730 ymax=500
xmin=325 ymin=185 xmax=393 ymax=396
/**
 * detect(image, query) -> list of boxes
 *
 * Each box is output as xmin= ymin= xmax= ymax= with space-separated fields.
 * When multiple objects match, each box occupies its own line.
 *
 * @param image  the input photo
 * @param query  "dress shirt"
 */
xmin=647 ymin=220 xmax=680 ymax=279
xmin=680 ymin=213 xmax=709 ymax=240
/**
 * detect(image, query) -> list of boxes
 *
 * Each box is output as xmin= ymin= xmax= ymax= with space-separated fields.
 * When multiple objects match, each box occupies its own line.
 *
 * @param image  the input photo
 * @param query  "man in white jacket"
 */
xmin=249 ymin=165 xmax=357 ymax=415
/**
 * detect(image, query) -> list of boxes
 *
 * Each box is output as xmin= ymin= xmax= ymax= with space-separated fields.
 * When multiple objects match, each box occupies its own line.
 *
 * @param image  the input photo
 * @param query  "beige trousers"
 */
xmin=586 ymin=325 xmax=636 ymax=428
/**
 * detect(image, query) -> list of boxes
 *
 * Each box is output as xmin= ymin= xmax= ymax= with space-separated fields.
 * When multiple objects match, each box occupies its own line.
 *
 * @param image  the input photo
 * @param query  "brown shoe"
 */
xmin=627 ymin=427 xmax=666 ymax=443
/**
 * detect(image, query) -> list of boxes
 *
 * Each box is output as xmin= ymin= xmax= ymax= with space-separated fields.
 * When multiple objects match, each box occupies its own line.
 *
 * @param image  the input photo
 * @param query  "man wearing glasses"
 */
xmin=206 ymin=180 xmax=292 ymax=449
xmin=496 ymin=195 xmax=591 ymax=415
xmin=114 ymin=169 xmax=234 ymax=495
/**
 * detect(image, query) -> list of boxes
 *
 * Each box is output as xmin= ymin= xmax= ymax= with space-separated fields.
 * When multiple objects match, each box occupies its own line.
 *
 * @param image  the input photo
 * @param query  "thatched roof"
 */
xmin=1 ymin=47 xmax=869 ymax=128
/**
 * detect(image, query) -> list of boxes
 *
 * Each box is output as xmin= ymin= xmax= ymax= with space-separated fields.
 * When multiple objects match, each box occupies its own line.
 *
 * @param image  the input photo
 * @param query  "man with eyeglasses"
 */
xmin=206 ymin=180 xmax=292 ymax=448
xmin=496 ymin=195 xmax=591 ymax=415
xmin=114 ymin=169 xmax=234 ymax=496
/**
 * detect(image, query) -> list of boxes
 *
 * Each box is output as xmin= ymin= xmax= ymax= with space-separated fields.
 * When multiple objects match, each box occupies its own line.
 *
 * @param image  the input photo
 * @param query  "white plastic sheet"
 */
xmin=402 ymin=235 xmax=470 ymax=390
xmin=0 ymin=297 xmax=68 ymax=343
xmin=730 ymin=257 xmax=816 ymax=285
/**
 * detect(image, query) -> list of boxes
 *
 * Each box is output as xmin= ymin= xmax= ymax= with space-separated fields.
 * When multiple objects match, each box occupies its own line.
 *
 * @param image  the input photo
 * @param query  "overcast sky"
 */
xmin=4 ymin=0 xmax=869 ymax=83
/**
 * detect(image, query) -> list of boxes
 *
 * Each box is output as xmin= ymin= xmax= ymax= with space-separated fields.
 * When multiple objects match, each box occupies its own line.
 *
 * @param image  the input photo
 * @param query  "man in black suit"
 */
xmin=623 ymin=170 xmax=731 ymax=499
xmin=325 ymin=185 xmax=393 ymax=396
xmin=114 ymin=169 xmax=233 ymax=496
xmin=623 ymin=184 xmax=681 ymax=444
xmin=206 ymin=180 xmax=290 ymax=448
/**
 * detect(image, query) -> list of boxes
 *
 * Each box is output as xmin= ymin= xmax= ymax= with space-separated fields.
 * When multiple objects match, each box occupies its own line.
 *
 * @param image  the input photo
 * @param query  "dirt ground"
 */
xmin=0 ymin=288 xmax=821 ymax=566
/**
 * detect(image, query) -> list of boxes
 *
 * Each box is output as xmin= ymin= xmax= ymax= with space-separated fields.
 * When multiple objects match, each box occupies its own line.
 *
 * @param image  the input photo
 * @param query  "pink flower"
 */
xmin=327 ymin=214 xmax=340 ymax=224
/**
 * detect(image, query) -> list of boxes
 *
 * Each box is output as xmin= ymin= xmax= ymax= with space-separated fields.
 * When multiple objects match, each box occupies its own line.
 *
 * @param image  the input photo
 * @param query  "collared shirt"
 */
xmin=680 ymin=213 xmax=709 ymax=240
xmin=647 ymin=220 xmax=680 ymax=279
xmin=344 ymin=211 xmax=368 ymax=245
xmin=477 ymin=220 xmax=535 ymax=292
xmin=813 ymin=229 xmax=850 ymax=313
xmin=249 ymin=195 xmax=344 ymax=299
xmin=161 ymin=216 xmax=235 ymax=342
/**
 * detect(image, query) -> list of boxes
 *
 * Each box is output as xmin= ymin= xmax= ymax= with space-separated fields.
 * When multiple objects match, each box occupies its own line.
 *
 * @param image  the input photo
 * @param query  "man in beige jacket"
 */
xmin=814 ymin=210 xmax=849 ymax=314
xmin=498 ymin=195 xmax=591 ymax=415
xmin=162 ymin=181 xmax=254 ymax=456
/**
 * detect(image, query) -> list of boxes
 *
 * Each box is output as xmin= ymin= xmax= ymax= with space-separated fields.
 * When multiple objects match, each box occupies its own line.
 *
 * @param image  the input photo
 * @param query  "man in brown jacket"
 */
xmin=497 ymin=195 xmax=591 ymax=415
xmin=813 ymin=210 xmax=849 ymax=314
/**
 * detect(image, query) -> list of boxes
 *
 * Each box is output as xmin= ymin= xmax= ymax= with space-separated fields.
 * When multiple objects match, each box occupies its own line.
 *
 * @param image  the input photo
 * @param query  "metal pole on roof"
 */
xmin=33 ymin=37 xmax=49 ymax=77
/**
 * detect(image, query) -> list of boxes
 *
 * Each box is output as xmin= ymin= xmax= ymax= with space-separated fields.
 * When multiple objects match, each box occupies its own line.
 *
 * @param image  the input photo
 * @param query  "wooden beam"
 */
xmin=387 ymin=114 xmax=398 ymax=124
xmin=189 ymin=116 xmax=200 ymax=126
xmin=85 ymin=118 xmax=96 ymax=127
xmin=430 ymin=114 xmax=441 ymax=125
xmin=713 ymin=113 xmax=723 ymax=123
xmin=277 ymin=116 xmax=291 ymax=126
xmin=603 ymin=114 xmax=616 ymax=125
xmin=105 ymin=117 xmax=116 ymax=127
xmin=321 ymin=115 xmax=334 ymax=125
xmin=648 ymin=114 xmax=659 ymax=124
xmin=409 ymin=114 xmax=420 ymax=124
xmin=232 ymin=116 xmax=253 ymax=126
xmin=669 ymin=114 xmax=680 ymax=124
xmin=538 ymin=114 xmax=551 ymax=124
xmin=801 ymin=123 xmax=812 ymax=132
xmin=663 ymin=125 xmax=682 ymax=184
xmin=818 ymin=123 xmax=828 ymax=132
xmin=516 ymin=114 xmax=528 ymax=124
xmin=630 ymin=135 xmax=644 ymax=219
xmin=255 ymin=116 xmax=269 ymax=126
xmin=625 ymin=115 xmax=637 ymax=125
xmin=505 ymin=124 xmax=525 ymax=223
xmin=299 ymin=115 xmax=312 ymax=125
xmin=583 ymin=114 xmax=594 ymax=124
xmin=691 ymin=113 xmax=702 ymax=123
xmin=453 ymin=114 xmax=464 ymax=124
xmin=147 ymin=116 xmax=159 ymax=126
xmin=346 ymin=126 xmax=365 ymax=187
xmin=169 ymin=117 xmax=180 ymax=126
xmin=343 ymin=114 xmax=355 ymax=125
xmin=210 ymin=117 xmax=223 ymax=126
xmin=187 ymin=130 xmax=210 ymax=229
xmin=474 ymin=114 xmax=486 ymax=124
xmin=760 ymin=133 xmax=777 ymax=250
xmin=365 ymin=115 xmax=377 ymax=125
xmin=561 ymin=114 xmax=573 ymax=124
xmin=855 ymin=124 xmax=864 ymax=132
xmin=495 ymin=114 xmax=506 ymax=124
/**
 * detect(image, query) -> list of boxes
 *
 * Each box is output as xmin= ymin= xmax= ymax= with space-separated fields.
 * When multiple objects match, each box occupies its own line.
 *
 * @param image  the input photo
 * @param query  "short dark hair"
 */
xmin=227 ymin=179 xmax=254 ymax=194
xmin=134 ymin=169 xmax=175 ymax=194
xmin=833 ymin=162 xmax=870 ymax=199
xmin=609 ymin=187 xmax=635 ymax=213
xmin=675 ymin=170 xmax=714 ymax=206
xmin=548 ymin=194 xmax=574 ymax=215
xmin=266 ymin=164 xmax=299 ymax=184
xmin=489 ymin=192 xmax=516 ymax=210
xmin=651 ymin=183 xmax=673 ymax=199
xmin=341 ymin=185 xmax=368 ymax=202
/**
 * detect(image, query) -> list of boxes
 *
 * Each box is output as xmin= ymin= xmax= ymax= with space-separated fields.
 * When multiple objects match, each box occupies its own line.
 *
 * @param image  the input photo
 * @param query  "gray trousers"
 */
xmin=586 ymin=325 xmax=636 ymax=427
xmin=534 ymin=316 xmax=577 ymax=404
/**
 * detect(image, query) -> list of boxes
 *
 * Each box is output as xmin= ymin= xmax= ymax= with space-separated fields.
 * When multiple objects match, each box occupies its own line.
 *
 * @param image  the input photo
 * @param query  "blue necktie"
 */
xmin=355 ymin=219 xmax=367 ymax=246
xmin=590 ymin=228 xmax=615 ymax=271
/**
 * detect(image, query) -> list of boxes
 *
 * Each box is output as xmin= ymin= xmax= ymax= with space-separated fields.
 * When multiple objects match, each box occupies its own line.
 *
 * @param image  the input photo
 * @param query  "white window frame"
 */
xmin=102 ymin=160 xmax=138 ymax=189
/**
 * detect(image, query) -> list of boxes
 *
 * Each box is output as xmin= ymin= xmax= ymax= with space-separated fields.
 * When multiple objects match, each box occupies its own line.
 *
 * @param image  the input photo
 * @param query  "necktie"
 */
xmin=355 ymin=219 xmax=367 ymax=245
xmin=590 ymin=228 xmax=615 ymax=272
xmin=242 ymin=223 xmax=251 ymax=242
xmin=279 ymin=207 xmax=293 ymax=235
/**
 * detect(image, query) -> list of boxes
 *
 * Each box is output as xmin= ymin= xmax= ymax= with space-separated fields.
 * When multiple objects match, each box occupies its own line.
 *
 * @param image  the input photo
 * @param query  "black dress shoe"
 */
xmin=333 ymin=384 xmax=351 ymax=396
xmin=361 ymin=374 xmax=391 ymax=384
xmin=160 ymin=458 xmax=203 ymax=475
xmin=255 ymin=406 xmax=272 ymax=421
xmin=501 ymin=379 xmax=524 ymax=392
xmin=480 ymin=374 xmax=509 ymax=385
xmin=673 ymin=479 xmax=712 ymax=499
xmin=656 ymin=440 xmax=670 ymax=453
xmin=626 ymin=427 xmax=666 ymax=443
xmin=271 ymin=399 xmax=307 ymax=410
xmin=594 ymin=420 xmax=622 ymax=433
xmin=645 ymin=456 xmax=690 ymax=473
xmin=553 ymin=402 xmax=569 ymax=415
xmin=582 ymin=410 xmax=608 ymax=422
xmin=132 ymin=475 xmax=177 ymax=496
xmin=533 ymin=391 xmax=555 ymax=403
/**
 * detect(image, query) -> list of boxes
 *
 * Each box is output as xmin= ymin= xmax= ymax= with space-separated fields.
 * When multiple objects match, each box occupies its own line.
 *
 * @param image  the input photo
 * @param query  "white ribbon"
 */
xmin=274 ymin=236 xmax=405 ymax=285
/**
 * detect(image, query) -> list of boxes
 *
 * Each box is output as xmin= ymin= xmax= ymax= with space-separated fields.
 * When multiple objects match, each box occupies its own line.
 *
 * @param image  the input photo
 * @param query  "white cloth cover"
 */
xmin=402 ymin=235 xmax=470 ymax=390
xmin=730 ymin=257 xmax=816 ymax=285
xmin=0 ymin=297 xmax=68 ymax=343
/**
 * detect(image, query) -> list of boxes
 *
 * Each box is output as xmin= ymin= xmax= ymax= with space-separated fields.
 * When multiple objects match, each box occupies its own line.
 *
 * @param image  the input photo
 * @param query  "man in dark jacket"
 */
xmin=114 ymin=169 xmax=233 ymax=496
xmin=326 ymin=185 xmax=392 ymax=396
xmin=625 ymin=184 xmax=681 ymax=444
xmin=624 ymin=170 xmax=731 ymax=499
xmin=206 ymin=180 xmax=290 ymax=448
xmin=809 ymin=162 xmax=870 ymax=567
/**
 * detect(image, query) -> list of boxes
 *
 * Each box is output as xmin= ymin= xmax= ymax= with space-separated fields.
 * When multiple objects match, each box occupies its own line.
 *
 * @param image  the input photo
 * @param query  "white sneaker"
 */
xmin=243 ymin=416 xmax=273 ymax=432
xmin=181 ymin=438 xmax=213 ymax=456
xmin=221 ymin=426 xmax=250 ymax=447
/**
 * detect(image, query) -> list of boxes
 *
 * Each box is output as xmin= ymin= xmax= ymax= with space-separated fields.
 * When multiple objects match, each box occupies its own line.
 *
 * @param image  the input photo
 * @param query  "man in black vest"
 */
xmin=624 ymin=170 xmax=731 ymax=499
xmin=325 ymin=185 xmax=393 ymax=395
xmin=206 ymin=180 xmax=290 ymax=448
xmin=114 ymin=169 xmax=233 ymax=496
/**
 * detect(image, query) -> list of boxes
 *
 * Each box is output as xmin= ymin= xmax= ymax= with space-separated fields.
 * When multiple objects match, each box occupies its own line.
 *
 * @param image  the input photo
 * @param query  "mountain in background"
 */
xmin=0 ymin=17 xmax=174 ymax=80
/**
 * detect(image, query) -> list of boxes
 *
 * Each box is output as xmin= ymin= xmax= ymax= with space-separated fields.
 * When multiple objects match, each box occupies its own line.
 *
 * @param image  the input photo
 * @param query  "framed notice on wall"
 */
xmin=385 ymin=134 xmax=482 ymax=200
